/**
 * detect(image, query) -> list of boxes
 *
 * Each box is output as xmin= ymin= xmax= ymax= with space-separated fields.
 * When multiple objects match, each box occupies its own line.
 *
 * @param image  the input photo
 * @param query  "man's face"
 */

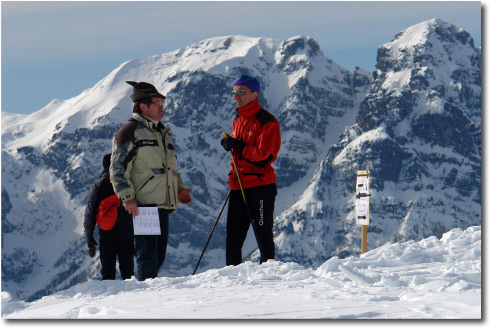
xmin=233 ymin=85 xmax=258 ymax=108
xmin=141 ymin=97 xmax=164 ymax=121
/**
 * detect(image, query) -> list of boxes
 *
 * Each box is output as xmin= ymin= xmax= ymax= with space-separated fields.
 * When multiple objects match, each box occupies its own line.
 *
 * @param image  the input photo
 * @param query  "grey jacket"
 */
xmin=110 ymin=113 xmax=185 ymax=211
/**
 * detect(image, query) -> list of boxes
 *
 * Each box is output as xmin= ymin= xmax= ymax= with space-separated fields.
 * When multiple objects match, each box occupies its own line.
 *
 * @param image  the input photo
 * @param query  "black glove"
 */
xmin=87 ymin=237 xmax=98 ymax=257
xmin=221 ymin=136 xmax=244 ymax=152
xmin=88 ymin=246 xmax=96 ymax=257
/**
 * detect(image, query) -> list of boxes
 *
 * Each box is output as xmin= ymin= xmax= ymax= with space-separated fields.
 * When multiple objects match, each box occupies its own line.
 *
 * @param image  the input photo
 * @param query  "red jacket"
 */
xmin=228 ymin=99 xmax=281 ymax=190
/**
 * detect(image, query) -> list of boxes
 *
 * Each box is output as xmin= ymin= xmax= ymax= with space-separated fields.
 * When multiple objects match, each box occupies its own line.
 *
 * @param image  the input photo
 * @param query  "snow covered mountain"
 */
xmin=1 ymin=19 xmax=480 ymax=302
xmin=275 ymin=19 xmax=481 ymax=266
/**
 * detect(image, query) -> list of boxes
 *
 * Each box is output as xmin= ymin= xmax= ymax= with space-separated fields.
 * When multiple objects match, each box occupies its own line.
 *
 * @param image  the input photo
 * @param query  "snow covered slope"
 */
xmin=1 ymin=19 xmax=480 ymax=302
xmin=2 ymin=226 xmax=481 ymax=319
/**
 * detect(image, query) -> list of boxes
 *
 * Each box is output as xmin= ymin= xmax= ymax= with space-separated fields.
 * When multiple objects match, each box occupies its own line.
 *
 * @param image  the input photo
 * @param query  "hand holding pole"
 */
xmin=222 ymin=132 xmax=247 ymax=204
xmin=222 ymin=132 xmax=264 ymax=262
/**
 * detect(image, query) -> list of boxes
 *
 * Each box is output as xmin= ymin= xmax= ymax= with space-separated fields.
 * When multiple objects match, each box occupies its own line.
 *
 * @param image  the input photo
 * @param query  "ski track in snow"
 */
xmin=2 ymin=226 xmax=481 ymax=319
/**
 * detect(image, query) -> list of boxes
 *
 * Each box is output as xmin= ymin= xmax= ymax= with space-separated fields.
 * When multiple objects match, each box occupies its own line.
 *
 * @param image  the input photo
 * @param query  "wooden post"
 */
xmin=361 ymin=225 xmax=368 ymax=254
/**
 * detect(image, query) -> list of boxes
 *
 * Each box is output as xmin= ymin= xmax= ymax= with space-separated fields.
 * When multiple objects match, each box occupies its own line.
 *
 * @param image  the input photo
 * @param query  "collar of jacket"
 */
xmin=132 ymin=113 xmax=162 ymax=131
xmin=236 ymin=99 xmax=261 ymax=119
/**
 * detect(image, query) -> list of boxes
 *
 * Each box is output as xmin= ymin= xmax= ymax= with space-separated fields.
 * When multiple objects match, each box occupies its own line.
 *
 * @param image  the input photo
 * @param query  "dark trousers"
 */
xmin=134 ymin=209 xmax=169 ymax=281
xmin=226 ymin=183 xmax=277 ymax=266
xmin=99 ymin=208 xmax=134 ymax=280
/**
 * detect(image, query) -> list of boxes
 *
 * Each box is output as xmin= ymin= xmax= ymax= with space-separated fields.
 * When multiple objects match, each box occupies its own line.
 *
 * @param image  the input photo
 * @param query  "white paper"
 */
xmin=133 ymin=207 xmax=161 ymax=235
xmin=355 ymin=197 xmax=369 ymax=225
xmin=356 ymin=198 xmax=369 ymax=217
xmin=356 ymin=176 xmax=369 ymax=195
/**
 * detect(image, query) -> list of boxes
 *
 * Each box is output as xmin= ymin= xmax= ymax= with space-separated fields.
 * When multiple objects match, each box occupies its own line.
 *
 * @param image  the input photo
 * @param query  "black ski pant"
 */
xmin=134 ymin=209 xmax=169 ymax=281
xmin=226 ymin=183 xmax=277 ymax=266
xmin=99 ymin=207 xmax=134 ymax=280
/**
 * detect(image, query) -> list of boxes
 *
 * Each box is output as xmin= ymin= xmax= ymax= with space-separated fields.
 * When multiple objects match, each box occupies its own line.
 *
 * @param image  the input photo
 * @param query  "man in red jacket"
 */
xmin=221 ymin=74 xmax=281 ymax=265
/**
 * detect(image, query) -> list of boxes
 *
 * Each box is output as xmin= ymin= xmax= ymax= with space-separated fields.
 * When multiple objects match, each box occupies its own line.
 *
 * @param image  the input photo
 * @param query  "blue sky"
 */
xmin=1 ymin=1 xmax=482 ymax=115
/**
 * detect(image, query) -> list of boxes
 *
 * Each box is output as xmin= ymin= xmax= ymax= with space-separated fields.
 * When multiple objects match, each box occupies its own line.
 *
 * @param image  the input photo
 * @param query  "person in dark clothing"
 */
xmin=220 ymin=74 xmax=281 ymax=265
xmin=84 ymin=153 xmax=134 ymax=280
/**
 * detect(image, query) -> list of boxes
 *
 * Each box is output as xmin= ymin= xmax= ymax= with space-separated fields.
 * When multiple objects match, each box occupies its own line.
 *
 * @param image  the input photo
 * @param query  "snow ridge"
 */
xmin=2 ymin=226 xmax=480 ymax=319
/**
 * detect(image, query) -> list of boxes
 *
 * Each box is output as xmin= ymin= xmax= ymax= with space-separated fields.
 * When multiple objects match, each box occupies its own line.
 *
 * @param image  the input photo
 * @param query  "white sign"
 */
xmin=133 ymin=207 xmax=161 ymax=235
xmin=356 ymin=176 xmax=369 ymax=195
xmin=355 ymin=197 xmax=369 ymax=225
xmin=355 ymin=171 xmax=370 ymax=225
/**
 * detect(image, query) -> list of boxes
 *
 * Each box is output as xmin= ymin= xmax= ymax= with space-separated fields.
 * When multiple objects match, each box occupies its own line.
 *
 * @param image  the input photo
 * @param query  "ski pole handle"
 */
xmin=222 ymin=132 xmax=247 ymax=203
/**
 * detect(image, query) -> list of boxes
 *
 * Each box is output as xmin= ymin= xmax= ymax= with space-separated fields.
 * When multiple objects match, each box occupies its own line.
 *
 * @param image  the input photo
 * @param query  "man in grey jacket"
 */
xmin=110 ymin=81 xmax=192 ymax=281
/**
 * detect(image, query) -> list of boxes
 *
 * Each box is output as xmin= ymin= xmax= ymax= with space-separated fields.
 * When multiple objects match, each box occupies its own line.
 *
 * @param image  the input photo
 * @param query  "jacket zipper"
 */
xmin=136 ymin=176 xmax=154 ymax=195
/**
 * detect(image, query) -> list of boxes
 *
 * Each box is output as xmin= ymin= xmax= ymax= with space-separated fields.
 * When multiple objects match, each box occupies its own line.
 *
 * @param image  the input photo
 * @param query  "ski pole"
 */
xmin=222 ymin=132 xmax=265 ymax=262
xmin=192 ymin=189 xmax=231 ymax=275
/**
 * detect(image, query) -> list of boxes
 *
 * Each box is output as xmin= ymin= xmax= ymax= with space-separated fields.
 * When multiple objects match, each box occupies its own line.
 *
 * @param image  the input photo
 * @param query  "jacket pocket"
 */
xmin=135 ymin=175 xmax=154 ymax=195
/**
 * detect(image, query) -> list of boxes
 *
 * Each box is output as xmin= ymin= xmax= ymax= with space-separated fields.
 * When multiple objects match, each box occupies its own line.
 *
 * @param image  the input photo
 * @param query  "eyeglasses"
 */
xmin=150 ymin=101 xmax=164 ymax=107
xmin=232 ymin=89 xmax=252 ymax=96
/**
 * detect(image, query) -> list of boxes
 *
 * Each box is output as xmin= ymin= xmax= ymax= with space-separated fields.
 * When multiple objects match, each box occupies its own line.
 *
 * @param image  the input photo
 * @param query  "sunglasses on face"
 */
xmin=150 ymin=101 xmax=164 ymax=106
xmin=232 ymin=89 xmax=253 ymax=96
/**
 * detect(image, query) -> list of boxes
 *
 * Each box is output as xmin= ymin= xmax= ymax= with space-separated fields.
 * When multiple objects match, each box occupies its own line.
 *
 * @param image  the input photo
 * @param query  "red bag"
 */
xmin=96 ymin=194 xmax=121 ymax=230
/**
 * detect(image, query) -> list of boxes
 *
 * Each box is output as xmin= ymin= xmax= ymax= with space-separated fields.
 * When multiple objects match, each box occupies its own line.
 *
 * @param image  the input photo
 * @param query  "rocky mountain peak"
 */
xmin=274 ymin=19 xmax=480 ymax=266
xmin=376 ymin=19 xmax=480 ymax=76
xmin=359 ymin=19 xmax=480 ymax=149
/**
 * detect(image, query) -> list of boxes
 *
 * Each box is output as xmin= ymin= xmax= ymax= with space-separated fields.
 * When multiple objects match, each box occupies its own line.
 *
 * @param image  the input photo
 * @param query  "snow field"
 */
xmin=2 ymin=226 xmax=481 ymax=319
